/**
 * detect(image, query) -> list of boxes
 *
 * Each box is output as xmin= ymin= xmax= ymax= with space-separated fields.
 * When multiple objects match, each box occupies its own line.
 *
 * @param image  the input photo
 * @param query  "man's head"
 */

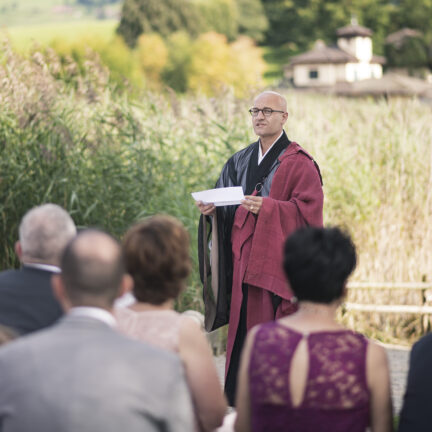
xmin=250 ymin=91 xmax=288 ymax=141
xmin=52 ymin=230 xmax=131 ymax=310
xmin=283 ymin=226 xmax=357 ymax=304
xmin=16 ymin=204 xmax=76 ymax=267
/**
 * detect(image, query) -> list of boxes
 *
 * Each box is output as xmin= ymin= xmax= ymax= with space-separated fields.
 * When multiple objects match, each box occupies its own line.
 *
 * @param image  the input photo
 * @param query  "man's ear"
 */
xmin=118 ymin=274 xmax=133 ymax=298
xmin=14 ymin=241 xmax=23 ymax=261
xmin=51 ymin=274 xmax=71 ymax=312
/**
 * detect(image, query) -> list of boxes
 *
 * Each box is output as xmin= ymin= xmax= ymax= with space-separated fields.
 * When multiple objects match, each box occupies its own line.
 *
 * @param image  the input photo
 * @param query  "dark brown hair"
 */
xmin=123 ymin=215 xmax=192 ymax=305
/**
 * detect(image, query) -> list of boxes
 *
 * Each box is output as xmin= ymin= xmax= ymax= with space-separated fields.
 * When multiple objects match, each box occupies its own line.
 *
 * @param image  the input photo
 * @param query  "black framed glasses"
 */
xmin=249 ymin=107 xmax=285 ymax=117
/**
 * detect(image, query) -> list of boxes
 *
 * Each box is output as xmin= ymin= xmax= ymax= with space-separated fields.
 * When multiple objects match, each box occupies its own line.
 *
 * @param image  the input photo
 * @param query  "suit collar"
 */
xmin=68 ymin=307 xmax=116 ymax=328
xmin=22 ymin=263 xmax=60 ymax=273
xmin=58 ymin=314 xmax=116 ymax=332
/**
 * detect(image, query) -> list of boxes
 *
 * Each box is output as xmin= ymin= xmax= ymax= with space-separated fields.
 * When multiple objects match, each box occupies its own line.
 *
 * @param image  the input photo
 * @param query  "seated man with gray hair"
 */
xmin=0 ymin=203 xmax=76 ymax=335
xmin=0 ymin=229 xmax=194 ymax=432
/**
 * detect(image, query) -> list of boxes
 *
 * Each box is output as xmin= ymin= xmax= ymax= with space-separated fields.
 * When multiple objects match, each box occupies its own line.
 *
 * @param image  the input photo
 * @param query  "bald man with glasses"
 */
xmin=196 ymin=91 xmax=324 ymax=406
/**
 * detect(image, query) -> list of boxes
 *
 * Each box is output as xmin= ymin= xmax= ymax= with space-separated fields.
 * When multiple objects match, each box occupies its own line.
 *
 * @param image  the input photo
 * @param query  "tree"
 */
xmin=261 ymin=0 xmax=393 ymax=53
xmin=193 ymin=0 xmax=239 ymax=41
xmin=385 ymin=35 xmax=429 ymax=70
xmin=235 ymin=0 xmax=268 ymax=42
xmin=116 ymin=0 xmax=201 ymax=47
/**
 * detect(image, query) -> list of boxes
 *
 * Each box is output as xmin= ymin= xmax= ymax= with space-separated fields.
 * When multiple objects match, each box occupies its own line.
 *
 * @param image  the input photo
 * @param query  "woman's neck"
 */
xmin=293 ymin=300 xmax=342 ymax=328
xmin=298 ymin=301 xmax=338 ymax=316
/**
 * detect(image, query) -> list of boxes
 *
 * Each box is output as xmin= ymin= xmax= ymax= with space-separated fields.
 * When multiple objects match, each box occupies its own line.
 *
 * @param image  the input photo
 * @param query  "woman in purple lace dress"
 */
xmin=235 ymin=227 xmax=393 ymax=432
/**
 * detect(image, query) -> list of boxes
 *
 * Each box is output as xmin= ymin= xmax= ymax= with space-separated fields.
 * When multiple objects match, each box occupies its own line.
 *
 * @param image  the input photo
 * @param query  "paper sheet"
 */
xmin=191 ymin=186 xmax=244 ymax=206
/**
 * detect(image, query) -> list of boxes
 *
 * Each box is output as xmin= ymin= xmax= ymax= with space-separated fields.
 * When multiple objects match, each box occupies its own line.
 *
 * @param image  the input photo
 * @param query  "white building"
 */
xmin=287 ymin=21 xmax=385 ymax=88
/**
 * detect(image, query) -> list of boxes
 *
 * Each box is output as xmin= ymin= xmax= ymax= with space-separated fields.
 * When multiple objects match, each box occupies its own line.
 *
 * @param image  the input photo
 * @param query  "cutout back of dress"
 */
xmin=249 ymin=321 xmax=370 ymax=432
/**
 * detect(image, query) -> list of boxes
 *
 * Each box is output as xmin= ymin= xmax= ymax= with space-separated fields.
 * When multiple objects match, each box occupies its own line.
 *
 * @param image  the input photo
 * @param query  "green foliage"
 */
xmin=261 ymin=0 xmax=382 ymax=49
xmin=3 ymin=38 xmax=432 ymax=318
xmin=161 ymin=32 xmax=193 ymax=93
xmin=235 ymin=0 xmax=268 ymax=42
xmin=0 ymin=42 xmax=251 ymax=310
xmin=389 ymin=0 xmax=432 ymax=36
xmin=116 ymin=0 xmax=201 ymax=48
xmin=385 ymin=36 xmax=429 ymax=69
xmin=260 ymin=0 xmax=429 ymax=61
xmin=47 ymin=34 xmax=143 ymax=90
xmin=135 ymin=33 xmax=168 ymax=88
xmin=6 ymin=21 xmax=265 ymax=95
xmin=193 ymin=0 xmax=239 ymax=41
xmin=187 ymin=33 xmax=265 ymax=97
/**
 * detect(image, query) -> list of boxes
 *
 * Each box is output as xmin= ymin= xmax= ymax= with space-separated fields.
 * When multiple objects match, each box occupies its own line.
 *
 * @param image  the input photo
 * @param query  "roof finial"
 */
xmin=351 ymin=14 xmax=358 ymax=26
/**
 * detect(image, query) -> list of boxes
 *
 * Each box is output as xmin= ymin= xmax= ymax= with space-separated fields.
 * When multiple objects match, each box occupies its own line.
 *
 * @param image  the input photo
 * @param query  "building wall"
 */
xmin=345 ymin=62 xmax=383 ymax=81
xmin=293 ymin=64 xmax=346 ymax=86
xmin=338 ymin=36 xmax=372 ymax=61
xmin=293 ymin=61 xmax=382 ymax=86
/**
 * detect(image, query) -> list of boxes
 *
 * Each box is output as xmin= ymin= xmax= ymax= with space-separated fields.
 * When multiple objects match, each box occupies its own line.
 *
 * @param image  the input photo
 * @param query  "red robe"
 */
xmin=225 ymin=142 xmax=324 ymax=375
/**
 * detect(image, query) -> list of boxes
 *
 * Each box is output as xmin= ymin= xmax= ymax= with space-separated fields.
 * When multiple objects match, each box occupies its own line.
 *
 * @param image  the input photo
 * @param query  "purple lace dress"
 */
xmin=249 ymin=322 xmax=370 ymax=432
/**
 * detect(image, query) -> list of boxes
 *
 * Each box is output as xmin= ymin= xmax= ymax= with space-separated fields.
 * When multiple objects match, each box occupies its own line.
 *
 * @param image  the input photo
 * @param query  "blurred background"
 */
xmin=1 ymin=0 xmax=432 ymax=343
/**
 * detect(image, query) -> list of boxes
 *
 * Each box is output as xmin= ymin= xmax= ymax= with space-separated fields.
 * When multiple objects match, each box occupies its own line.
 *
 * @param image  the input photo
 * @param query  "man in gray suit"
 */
xmin=0 ymin=230 xmax=194 ymax=432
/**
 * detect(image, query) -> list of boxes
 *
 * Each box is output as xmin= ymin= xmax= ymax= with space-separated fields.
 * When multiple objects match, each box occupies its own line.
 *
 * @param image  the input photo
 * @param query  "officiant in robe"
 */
xmin=197 ymin=91 xmax=324 ymax=406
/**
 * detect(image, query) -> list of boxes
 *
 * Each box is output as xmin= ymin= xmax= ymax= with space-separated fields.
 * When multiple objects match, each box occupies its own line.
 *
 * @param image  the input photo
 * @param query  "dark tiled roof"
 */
xmin=371 ymin=55 xmax=386 ymax=65
xmin=337 ymin=24 xmax=372 ymax=38
xmin=290 ymin=43 xmax=358 ymax=65
xmin=385 ymin=28 xmax=423 ymax=47
xmin=335 ymin=73 xmax=432 ymax=97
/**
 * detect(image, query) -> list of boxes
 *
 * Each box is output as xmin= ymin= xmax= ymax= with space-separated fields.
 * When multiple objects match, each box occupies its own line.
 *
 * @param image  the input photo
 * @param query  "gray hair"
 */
xmin=19 ymin=204 xmax=77 ymax=265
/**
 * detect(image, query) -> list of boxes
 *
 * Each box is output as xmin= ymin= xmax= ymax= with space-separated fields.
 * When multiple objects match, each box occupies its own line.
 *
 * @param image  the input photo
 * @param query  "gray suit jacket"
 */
xmin=0 ymin=314 xmax=194 ymax=432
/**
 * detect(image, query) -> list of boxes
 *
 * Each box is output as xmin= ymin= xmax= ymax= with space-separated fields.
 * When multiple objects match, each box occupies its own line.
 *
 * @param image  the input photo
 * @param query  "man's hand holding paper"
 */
xmin=193 ymin=186 xmax=245 ymax=215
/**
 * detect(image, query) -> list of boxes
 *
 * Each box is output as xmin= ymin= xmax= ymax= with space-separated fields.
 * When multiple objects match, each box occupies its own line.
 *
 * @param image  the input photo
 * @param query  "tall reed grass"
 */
xmin=1 ymin=41 xmax=432 ymax=340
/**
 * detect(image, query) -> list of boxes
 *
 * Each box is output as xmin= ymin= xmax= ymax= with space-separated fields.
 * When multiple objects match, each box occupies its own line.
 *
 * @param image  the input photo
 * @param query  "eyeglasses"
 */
xmin=249 ymin=107 xmax=285 ymax=117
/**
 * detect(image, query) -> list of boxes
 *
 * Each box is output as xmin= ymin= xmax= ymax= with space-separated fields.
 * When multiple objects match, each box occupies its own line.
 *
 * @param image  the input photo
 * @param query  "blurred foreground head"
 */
xmin=17 ymin=203 xmax=76 ymax=267
xmin=123 ymin=214 xmax=192 ymax=305
xmin=283 ymin=226 xmax=357 ymax=304
xmin=0 ymin=324 xmax=18 ymax=346
xmin=54 ymin=230 xmax=129 ymax=309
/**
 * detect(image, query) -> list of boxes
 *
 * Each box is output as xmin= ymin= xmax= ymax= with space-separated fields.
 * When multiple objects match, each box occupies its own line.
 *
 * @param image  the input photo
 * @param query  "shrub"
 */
xmin=48 ymin=35 xmax=142 ymax=90
xmin=136 ymin=33 xmax=168 ymax=89
xmin=188 ymin=32 xmax=264 ymax=97
xmin=0 ymin=42 xmax=251 ymax=312
xmin=162 ymin=32 xmax=193 ymax=93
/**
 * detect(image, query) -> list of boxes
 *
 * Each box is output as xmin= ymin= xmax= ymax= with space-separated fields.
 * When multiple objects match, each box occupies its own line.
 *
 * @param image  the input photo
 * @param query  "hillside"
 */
xmin=0 ymin=0 xmax=121 ymax=27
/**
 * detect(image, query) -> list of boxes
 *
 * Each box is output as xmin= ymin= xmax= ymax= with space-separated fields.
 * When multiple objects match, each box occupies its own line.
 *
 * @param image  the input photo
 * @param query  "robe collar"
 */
xmin=245 ymin=130 xmax=291 ymax=195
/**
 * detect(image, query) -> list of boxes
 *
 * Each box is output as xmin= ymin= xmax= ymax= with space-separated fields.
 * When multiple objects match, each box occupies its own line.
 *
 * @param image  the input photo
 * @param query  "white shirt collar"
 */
xmin=23 ymin=262 xmax=61 ymax=273
xmin=68 ymin=307 xmax=116 ymax=328
xmin=258 ymin=131 xmax=284 ymax=165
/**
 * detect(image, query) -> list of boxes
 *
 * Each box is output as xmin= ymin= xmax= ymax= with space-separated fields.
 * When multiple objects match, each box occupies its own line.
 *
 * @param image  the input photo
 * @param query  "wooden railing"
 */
xmin=345 ymin=282 xmax=432 ymax=333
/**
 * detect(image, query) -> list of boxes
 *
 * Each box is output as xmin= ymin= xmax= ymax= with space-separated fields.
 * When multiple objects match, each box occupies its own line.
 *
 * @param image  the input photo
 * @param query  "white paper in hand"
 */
xmin=191 ymin=186 xmax=244 ymax=206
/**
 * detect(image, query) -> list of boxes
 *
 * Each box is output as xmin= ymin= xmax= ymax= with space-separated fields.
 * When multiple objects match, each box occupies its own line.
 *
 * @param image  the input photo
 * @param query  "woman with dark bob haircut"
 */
xmin=115 ymin=215 xmax=226 ymax=432
xmin=235 ymin=227 xmax=393 ymax=432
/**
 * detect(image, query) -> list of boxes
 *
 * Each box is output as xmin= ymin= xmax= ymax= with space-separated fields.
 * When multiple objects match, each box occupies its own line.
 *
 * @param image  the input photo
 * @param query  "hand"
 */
xmin=196 ymin=200 xmax=216 ymax=216
xmin=241 ymin=195 xmax=263 ymax=215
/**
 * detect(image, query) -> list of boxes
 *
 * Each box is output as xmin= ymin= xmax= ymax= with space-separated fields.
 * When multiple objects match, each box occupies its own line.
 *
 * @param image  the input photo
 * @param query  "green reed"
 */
xmin=2 ymin=42 xmax=432 ymax=338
